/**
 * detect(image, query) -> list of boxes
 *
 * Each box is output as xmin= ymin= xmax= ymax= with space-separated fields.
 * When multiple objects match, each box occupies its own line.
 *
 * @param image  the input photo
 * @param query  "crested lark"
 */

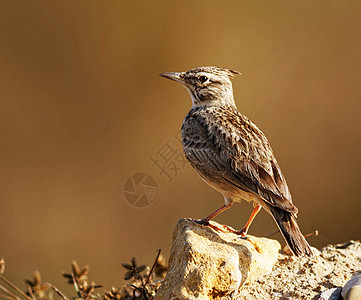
xmin=160 ymin=66 xmax=312 ymax=256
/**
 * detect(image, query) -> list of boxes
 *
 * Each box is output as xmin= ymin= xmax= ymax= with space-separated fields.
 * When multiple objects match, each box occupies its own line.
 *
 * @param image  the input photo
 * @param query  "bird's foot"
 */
xmin=221 ymin=224 xmax=248 ymax=238
xmin=236 ymin=227 xmax=248 ymax=238
xmin=192 ymin=218 xmax=225 ymax=232
xmin=220 ymin=224 xmax=239 ymax=234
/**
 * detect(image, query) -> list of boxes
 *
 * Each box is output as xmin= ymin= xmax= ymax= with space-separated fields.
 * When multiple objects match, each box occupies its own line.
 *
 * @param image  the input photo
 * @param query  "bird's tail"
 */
xmin=268 ymin=205 xmax=313 ymax=257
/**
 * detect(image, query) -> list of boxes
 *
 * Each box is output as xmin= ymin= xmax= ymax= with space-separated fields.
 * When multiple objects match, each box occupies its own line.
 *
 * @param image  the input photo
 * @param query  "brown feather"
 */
xmin=182 ymin=105 xmax=297 ymax=213
xmin=267 ymin=204 xmax=312 ymax=257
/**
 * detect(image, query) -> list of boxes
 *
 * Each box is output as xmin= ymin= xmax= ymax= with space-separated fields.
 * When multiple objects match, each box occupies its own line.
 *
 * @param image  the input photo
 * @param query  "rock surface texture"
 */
xmin=154 ymin=218 xmax=281 ymax=300
xmin=155 ymin=219 xmax=361 ymax=300
xmin=237 ymin=240 xmax=361 ymax=300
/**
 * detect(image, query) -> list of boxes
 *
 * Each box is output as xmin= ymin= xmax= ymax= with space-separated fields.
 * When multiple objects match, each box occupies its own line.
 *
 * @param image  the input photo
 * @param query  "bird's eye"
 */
xmin=199 ymin=75 xmax=208 ymax=83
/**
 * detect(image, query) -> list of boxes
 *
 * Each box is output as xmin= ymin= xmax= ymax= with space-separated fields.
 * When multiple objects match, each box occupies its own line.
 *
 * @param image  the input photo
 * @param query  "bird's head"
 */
xmin=160 ymin=66 xmax=241 ymax=107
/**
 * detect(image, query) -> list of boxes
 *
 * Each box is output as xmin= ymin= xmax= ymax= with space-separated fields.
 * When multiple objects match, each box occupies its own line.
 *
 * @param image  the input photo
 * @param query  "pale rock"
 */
xmin=155 ymin=218 xmax=281 ymax=300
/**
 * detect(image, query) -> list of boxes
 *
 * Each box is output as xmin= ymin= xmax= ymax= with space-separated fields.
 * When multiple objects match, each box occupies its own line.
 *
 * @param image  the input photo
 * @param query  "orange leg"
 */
xmin=195 ymin=202 xmax=233 ymax=225
xmin=238 ymin=204 xmax=261 ymax=237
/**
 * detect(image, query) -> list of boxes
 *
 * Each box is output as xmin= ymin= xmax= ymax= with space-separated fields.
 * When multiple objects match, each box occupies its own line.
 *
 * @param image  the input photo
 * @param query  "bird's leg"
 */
xmin=195 ymin=201 xmax=234 ymax=226
xmin=237 ymin=204 xmax=261 ymax=237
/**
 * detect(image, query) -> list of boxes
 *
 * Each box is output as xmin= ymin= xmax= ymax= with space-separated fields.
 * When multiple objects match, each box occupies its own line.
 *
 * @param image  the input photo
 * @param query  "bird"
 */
xmin=160 ymin=66 xmax=312 ymax=257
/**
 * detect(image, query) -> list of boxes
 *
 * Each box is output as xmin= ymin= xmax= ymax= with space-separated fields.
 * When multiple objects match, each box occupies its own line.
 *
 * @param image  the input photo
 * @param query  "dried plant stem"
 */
xmin=138 ymin=277 xmax=147 ymax=300
xmin=0 ymin=284 xmax=20 ymax=300
xmin=71 ymin=273 xmax=82 ymax=299
xmin=304 ymin=230 xmax=319 ymax=238
xmin=264 ymin=230 xmax=280 ymax=238
xmin=0 ymin=293 xmax=18 ymax=300
xmin=0 ymin=275 xmax=31 ymax=300
xmin=130 ymin=285 xmax=143 ymax=298
xmin=144 ymin=249 xmax=161 ymax=287
xmin=137 ymin=249 xmax=162 ymax=300
xmin=25 ymin=285 xmax=35 ymax=300
xmin=44 ymin=283 xmax=68 ymax=300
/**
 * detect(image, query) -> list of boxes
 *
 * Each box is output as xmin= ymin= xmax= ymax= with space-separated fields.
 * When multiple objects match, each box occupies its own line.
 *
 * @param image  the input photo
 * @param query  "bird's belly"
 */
xmin=195 ymin=168 xmax=259 ymax=204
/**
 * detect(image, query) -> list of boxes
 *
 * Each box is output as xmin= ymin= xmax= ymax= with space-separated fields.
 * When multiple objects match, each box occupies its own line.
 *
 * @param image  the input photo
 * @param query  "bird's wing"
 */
xmin=182 ymin=106 xmax=296 ymax=213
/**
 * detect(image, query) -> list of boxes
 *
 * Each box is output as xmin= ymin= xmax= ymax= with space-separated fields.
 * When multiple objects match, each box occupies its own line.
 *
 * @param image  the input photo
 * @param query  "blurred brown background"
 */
xmin=1 ymin=0 xmax=361 ymax=292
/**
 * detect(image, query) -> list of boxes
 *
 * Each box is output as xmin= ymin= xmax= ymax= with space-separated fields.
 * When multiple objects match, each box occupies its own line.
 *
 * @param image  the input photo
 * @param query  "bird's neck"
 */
xmin=192 ymin=96 xmax=237 ymax=109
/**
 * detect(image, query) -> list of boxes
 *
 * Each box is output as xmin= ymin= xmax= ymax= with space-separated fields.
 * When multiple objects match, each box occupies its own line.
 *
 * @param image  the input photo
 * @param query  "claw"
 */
xmin=192 ymin=218 xmax=225 ymax=232
xmin=221 ymin=224 xmax=247 ymax=237
xmin=237 ymin=227 xmax=248 ymax=237
xmin=194 ymin=218 xmax=210 ymax=226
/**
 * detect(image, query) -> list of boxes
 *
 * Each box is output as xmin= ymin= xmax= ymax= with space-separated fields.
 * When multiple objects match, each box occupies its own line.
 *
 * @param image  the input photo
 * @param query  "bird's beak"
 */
xmin=160 ymin=72 xmax=185 ymax=84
